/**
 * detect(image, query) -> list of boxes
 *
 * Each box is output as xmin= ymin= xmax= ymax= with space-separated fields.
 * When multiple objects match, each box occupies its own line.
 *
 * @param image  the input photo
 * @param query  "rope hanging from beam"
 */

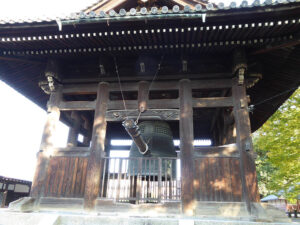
xmin=113 ymin=56 xmax=128 ymax=118
xmin=113 ymin=55 xmax=165 ymax=155
xmin=136 ymin=54 xmax=165 ymax=124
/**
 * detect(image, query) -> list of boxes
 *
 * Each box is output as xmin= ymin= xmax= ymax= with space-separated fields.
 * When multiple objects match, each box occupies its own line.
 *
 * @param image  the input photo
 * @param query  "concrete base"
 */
xmin=0 ymin=209 xmax=298 ymax=225
xmin=6 ymin=197 xmax=294 ymax=224
xmin=9 ymin=197 xmax=36 ymax=212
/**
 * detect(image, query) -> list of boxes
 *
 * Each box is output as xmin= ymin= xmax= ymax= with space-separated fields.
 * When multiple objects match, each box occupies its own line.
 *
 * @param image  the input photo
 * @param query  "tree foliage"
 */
xmin=253 ymin=88 xmax=300 ymax=203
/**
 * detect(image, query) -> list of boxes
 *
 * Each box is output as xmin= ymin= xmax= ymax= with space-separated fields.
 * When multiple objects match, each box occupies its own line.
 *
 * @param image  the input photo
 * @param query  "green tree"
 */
xmin=253 ymin=88 xmax=300 ymax=203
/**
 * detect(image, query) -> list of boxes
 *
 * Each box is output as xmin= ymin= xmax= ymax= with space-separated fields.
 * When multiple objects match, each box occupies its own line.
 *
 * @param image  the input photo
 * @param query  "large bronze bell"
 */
xmin=128 ymin=121 xmax=177 ymax=177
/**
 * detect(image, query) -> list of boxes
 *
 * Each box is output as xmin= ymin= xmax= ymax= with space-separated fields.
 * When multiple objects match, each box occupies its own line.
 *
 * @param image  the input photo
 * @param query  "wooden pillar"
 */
xmin=179 ymin=79 xmax=195 ymax=215
xmin=232 ymin=78 xmax=259 ymax=213
xmin=101 ymin=137 xmax=111 ymax=198
xmin=67 ymin=111 xmax=80 ymax=147
xmin=30 ymin=87 xmax=62 ymax=198
xmin=83 ymin=116 xmax=92 ymax=146
xmin=84 ymin=82 xmax=109 ymax=210
xmin=1 ymin=184 xmax=8 ymax=208
xmin=138 ymin=81 xmax=149 ymax=112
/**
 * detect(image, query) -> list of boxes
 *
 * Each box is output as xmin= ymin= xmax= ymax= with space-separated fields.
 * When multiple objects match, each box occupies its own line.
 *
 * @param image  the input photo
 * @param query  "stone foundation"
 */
xmin=5 ymin=197 xmax=293 ymax=225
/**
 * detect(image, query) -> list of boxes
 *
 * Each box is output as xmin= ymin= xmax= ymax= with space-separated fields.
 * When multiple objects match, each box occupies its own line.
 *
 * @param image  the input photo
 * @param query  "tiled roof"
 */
xmin=0 ymin=175 xmax=32 ymax=185
xmin=0 ymin=0 xmax=299 ymax=25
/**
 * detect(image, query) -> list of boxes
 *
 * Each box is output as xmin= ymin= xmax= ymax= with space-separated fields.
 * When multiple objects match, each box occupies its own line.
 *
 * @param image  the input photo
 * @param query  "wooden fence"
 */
xmin=43 ymin=155 xmax=243 ymax=203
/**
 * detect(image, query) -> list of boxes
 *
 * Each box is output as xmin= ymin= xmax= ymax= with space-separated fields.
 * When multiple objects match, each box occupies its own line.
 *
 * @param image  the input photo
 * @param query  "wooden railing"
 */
xmin=43 ymin=145 xmax=243 ymax=203
xmin=98 ymin=157 xmax=180 ymax=203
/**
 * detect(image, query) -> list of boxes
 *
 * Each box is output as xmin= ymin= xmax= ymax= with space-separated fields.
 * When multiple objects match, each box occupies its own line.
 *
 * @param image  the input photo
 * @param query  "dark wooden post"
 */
xmin=101 ymin=136 xmax=111 ymax=198
xmin=84 ymin=82 xmax=109 ymax=210
xmin=83 ymin=116 xmax=92 ymax=146
xmin=138 ymin=81 xmax=149 ymax=112
xmin=30 ymin=86 xmax=62 ymax=199
xmin=179 ymin=79 xmax=195 ymax=215
xmin=67 ymin=111 xmax=80 ymax=147
xmin=1 ymin=184 xmax=8 ymax=208
xmin=232 ymin=78 xmax=260 ymax=213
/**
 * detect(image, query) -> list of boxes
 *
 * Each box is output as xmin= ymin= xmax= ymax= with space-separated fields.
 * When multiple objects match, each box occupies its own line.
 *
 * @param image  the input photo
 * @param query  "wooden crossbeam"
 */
xmin=59 ymin=101 xmax=96 ymax=111
xmin=192 ymin=97 xmax=233 ymax=108
xmin=0 ymin=56 xmax=44 ymax=65
xmin=51 ymin=147 xmax=90 ymax=157
xmin=193 ymin=144 xmax=238 ymax=158
xmin=62 ymin=73 xmax=232 ymax=84
xmin=62 ymin=79 xmax=232 ymax=95
xmin=58 ymin=96 xmax=233 ymax=111
xmin=106 ymin=109 xmax=179 ymax=121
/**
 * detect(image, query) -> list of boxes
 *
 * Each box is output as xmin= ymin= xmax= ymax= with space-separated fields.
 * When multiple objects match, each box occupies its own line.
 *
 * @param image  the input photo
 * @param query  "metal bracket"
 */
xmin=240 ymin=99 xmax=246 ymax=108
xmin=47 ymin=76 xmax=55 ymax=92
xmin=238 ymin=68 xmax=245 ymax=85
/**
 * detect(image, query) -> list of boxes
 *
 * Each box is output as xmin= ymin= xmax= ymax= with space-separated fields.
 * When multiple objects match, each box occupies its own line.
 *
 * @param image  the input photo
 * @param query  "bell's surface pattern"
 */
xmin=129 ymin=121 xmax=176 ymax=177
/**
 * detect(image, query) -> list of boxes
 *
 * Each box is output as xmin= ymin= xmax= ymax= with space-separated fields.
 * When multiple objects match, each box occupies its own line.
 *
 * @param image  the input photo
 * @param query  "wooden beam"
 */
xmin=0 ymin=56 xmax=44 ymax=65
xmin=62 ymin=79 xmax=232 ymax=95
xmin=110 ymin=145 xmax=130 ymax=151
xmin=138 ymin=81 xmax=149 ymax=112
xmin=106 ymin=109 xmax=179 ymax=121
xmin=31 ymin=86 xmax=62 ymax=199
xmin=84 ymin=82 xmax=109 ymax=210
xmin=251 ymin=33 xmax=300 ymax=55
xmin=82 ymin=116 xmax=92 ymax=146
xmin=193 ymin=97 xmax=233 ymax=108
xmin=210 ymin=90 xmax=228 ymax=132
xmin=67 ymin=111 xmax=81 ymax=147
xmin=108 ymin=100 xmax=138 ymax=110
xmin=59 ymin=101 xmax=96 ymax=111
xmin=232 ymin=78 xmax=260 ymax=214
xmin=62 ymin=73 xmax=232 ymax=84
xmin=1 ymin=184 xmax=8 ymax=208
xmin=59 ymin=97 xmax=232 ymax=111
xmin=193 ymin=144 xmax=239 ymax=158
xmin=179 ymin=79 xmax=195 ymax=216
xmin=51 ymin=147 xmax=90 ymax=157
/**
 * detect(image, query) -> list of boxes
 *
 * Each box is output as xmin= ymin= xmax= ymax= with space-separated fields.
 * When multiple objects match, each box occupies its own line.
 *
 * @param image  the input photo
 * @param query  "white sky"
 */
xmin=0 ymin=0 xmax=96 ymax=20
xmin=0 ymin=0 xmax=249 ymax=182
xmin=0 ymin=81 xmax=69 ymax=181
xmin=0 ymin=0 xmax=253 ymax=21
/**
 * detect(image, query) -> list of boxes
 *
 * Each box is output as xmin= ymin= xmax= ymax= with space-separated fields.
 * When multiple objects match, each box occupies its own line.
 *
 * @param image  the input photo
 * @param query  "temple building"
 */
xmin=0 ymin=0 xmax=299 ymax=224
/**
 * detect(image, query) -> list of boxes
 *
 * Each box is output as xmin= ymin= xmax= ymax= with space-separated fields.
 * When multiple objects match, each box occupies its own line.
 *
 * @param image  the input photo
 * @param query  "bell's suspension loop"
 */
xmin=122 ymin=119 xmax=149 ymax=155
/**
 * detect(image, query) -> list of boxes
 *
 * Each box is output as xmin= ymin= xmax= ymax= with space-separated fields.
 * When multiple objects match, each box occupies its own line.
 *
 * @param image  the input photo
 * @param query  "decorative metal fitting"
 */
xmin=238 ymin=68 xmax=245 ymax=85
xmin=248 ymin=104 xmax=255 ymax=113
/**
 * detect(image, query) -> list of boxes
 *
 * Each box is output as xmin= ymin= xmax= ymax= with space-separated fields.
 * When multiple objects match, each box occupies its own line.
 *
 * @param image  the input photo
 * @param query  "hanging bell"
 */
xmin=128 ymin=121 xmax=177 ymax=177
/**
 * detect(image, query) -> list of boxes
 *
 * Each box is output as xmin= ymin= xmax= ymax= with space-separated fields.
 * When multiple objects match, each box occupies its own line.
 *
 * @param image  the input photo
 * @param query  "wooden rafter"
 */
xmin=85 ymin=0 xmax=127 ymax=13
xmin=0 ymin=56 xmax=44 ymax=65
xmin=170 ymin=0 xmax=207 ymax=7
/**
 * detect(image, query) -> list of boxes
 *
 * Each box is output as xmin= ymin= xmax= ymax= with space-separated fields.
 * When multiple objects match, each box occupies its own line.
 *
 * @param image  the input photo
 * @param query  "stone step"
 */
xmin=0 ymin=210 xmax=298 ymax=225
